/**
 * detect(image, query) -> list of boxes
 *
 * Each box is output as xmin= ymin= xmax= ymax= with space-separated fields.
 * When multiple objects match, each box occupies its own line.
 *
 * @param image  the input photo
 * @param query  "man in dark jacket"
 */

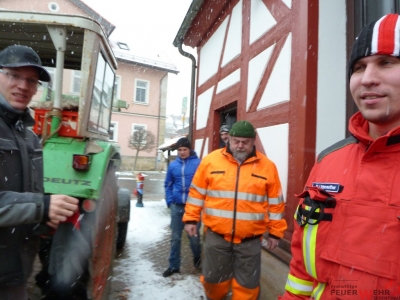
xmin=0 ymin=45 xmax=79 ymax=298
xmin=163 ymin=137 xmax=201 ymax=277
xmin=219 ymin=124 xmax=230 ymax=148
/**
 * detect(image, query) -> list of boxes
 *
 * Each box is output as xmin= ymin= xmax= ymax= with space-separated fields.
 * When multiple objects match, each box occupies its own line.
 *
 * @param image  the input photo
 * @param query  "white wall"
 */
xmin=317 ymin=0 xmax=347 ymax=155
xmin=258 ymin=124 xmax=289 ymax=201
xmin=198 ymin=19 xmax=227 ymax=86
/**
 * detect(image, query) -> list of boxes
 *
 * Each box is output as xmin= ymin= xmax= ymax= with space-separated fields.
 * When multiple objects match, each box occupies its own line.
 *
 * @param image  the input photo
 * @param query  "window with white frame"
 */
xmin=134 ymin=79 xmax=149 ymax=104
xmin=109 ymin=121 xmax=119 ymax=142
xmin=114 ymin=75 xmax=121 ymax=100
xmin=72 ymin=70 xmax=82 ymax=94
xmin=48 ymin=2 xmax=60 ymax=12
xmin=131 ymin=123 xmax=147 ymax=144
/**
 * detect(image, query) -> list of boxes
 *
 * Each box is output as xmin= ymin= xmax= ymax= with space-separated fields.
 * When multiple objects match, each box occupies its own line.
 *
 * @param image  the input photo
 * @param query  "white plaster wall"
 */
xmin=194 ymin=138 xmax=209 ymax=158
xmin=258 ymin=33 xmax=291 ymax=109
xmin=196 ymin=86 xmax=214 ymax=130
xmin=194 ymin=139 xmax=203 ymax=157
xmin=217 ymin=69 xmax=241 ymax=94
xmin=258 ymin=124 xmax=289 ymax=201
xmin=221 ymin=0 xmax=242 ymax=67
xmin=317 ymin=1 xmax=347 ymax=155
xmin=250 ymin=0 xmax=276 ymax=44
xmin=282 ymin=0 xmax=292 ymax=9
xmin=247 ymin=45 xmax=275 ymax=111
xmin=198 ymin=18 xmax=228 ymax=86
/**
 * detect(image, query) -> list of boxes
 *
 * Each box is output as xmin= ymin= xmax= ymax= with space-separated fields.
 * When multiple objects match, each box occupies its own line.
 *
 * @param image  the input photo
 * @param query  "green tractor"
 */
xmin=0 ymin=10 xmax=130 ymax=299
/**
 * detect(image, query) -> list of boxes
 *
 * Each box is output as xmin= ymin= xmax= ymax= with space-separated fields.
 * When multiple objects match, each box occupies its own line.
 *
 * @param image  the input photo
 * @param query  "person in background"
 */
xmin=163 ymin=137 xmax=201 ymax=277
xmin=183 ymin=120 xmax=287 ymax=300
xmin=0 ymin=45 xmax=79 ymax=299
xmin=219 ymin=124 xmax=230 ymax=148
xmin=282 ymin=13 xmax=400 ymax=299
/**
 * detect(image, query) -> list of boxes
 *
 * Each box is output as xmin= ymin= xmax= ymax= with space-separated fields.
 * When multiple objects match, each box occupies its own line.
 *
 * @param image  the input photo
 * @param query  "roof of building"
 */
xmin=158 ymin=136 xmax=188 ymax=151
xmin=173 ymin=0 xmax=204 ymax=47
xmin=173 ymin=0 xmax=231 ymax=48
xmin=113 ymin=49 xmax=179 ymax=74
xmin=70 ymin=0 xmax=115 ymax=37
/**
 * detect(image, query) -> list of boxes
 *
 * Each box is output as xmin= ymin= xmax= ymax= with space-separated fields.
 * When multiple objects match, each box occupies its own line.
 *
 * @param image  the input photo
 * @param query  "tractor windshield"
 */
xmin=0 ymin=11 xmax=118 ymax=140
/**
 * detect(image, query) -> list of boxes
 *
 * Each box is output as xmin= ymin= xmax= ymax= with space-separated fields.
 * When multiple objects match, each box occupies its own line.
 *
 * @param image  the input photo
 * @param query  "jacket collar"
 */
xmin=0 ymin=93 xmax=35 ymax=128
xmin=349 ymin=111 xmax=400 ymax=147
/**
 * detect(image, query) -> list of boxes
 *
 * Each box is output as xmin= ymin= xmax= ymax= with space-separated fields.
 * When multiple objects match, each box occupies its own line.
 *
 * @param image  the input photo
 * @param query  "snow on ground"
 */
xmin=113 ymin=200 xmax=205 ymax=299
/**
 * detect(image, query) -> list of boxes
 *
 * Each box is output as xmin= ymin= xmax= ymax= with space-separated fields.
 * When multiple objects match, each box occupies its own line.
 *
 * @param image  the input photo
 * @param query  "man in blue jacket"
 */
xmin=163 ymin=137 xmax=201 ymax=277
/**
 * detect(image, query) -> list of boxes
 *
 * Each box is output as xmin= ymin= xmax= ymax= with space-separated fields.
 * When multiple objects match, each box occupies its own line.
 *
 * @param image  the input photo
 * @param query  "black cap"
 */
xmin=0 ymin=45 xmax=51 ymax=82
xmin=219 ymin=124 xmax=230 ymax=133
xmin=176 ymin=137 xmax=191 ymax=149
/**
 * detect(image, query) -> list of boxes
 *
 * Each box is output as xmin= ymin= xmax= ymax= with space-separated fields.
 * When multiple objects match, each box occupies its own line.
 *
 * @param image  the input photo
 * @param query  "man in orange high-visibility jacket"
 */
xmin=283 ymin=14 xmax=400 ymax=300
xmin=183 ymin=120 xmax=287 ymax=300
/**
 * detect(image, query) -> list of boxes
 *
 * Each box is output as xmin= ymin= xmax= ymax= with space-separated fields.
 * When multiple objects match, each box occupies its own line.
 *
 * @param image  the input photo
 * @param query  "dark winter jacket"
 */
xmin=0 ymin=94 xmax=49 ymax=287
xmin=164 ymin=151 xmax=200 ymax=207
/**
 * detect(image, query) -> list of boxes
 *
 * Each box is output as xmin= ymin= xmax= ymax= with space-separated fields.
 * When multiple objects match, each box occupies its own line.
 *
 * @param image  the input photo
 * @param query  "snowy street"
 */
xmin=110 ymin=198 xmax=206 ymax=299
xmin=110 ymin=172 xmax=288 ymax=300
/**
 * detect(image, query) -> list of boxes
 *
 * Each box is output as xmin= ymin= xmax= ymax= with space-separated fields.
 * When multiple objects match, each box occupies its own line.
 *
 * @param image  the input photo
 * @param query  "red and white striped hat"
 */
xmin=348 ymin=14 xmax=400 ymax=79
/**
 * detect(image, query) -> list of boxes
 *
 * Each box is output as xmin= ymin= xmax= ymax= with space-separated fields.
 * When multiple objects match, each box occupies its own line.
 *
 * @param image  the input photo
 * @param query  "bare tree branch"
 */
xmin=128 ymin=128 xmax=157 ymax=170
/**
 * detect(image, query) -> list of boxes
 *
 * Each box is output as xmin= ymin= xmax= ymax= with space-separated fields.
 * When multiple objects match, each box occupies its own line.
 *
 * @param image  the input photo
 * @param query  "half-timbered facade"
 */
xmin=174 ymin=0 xmax=400 ymax=257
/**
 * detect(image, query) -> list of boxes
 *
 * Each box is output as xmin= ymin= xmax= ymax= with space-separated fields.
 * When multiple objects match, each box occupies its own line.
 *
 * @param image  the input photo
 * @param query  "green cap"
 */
xmin=229 ymin=121 xmax=256 ymax=138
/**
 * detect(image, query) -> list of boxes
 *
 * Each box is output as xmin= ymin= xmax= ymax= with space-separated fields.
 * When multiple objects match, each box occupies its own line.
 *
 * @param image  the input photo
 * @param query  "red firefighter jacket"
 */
xmin=182 ymin=146 xmax=287 ymax=244
xmin=283 ymin=112 xmax=400 ymax=299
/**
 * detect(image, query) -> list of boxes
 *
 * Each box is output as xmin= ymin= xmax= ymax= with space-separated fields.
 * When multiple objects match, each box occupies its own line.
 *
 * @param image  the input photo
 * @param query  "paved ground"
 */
xmin=27 ymin=171 xmax=289 ymax=299
xmin=109 ymin=198 xmax=289 ymax=300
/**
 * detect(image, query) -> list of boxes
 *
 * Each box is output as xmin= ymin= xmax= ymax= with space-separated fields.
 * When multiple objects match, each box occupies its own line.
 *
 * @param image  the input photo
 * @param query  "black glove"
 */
xmin=48 ymin=221 xmax=91 ymax=287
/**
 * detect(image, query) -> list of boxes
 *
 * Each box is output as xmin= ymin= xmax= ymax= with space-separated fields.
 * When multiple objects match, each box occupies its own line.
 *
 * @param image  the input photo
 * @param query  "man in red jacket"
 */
xmin=283 ymin=14 xmax=400 ymax=299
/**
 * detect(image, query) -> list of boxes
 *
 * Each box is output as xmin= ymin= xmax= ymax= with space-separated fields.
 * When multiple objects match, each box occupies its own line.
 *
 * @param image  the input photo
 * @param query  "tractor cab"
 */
xmin=0 ymin=10 xmax=130 ymax=299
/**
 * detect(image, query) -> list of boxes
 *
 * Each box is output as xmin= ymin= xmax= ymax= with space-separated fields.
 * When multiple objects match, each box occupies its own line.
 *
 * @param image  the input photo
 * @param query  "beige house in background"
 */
xmin=0 ymin=0 xmax=178 ymax=171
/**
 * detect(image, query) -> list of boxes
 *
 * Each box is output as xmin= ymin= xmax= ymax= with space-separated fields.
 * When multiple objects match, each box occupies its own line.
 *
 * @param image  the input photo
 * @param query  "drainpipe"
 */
xmin=177 ymin=41 xmax=196 ymax=143
xmin=157 ymin=73 xmax=168 ymax=171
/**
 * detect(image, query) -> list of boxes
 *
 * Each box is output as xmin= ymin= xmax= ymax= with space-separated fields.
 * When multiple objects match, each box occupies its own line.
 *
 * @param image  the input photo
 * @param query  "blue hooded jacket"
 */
xmin=164 ymin=150 xmax=200 ymax=207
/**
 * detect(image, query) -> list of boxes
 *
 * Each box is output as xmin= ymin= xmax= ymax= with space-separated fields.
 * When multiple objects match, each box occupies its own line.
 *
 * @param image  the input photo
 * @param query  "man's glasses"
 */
xmin=0 ymin=69 xmax=41 ymax=88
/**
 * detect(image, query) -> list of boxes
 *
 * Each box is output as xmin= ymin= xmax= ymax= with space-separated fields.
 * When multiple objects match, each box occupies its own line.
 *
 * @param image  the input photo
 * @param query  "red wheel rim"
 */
xmin=91 ymin=184 xmax=116 ymax=299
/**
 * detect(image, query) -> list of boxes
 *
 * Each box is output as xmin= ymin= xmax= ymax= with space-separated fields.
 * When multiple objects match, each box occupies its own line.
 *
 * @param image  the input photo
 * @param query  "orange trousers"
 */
xmin=201 ymin=276 xmax=260 ymax=300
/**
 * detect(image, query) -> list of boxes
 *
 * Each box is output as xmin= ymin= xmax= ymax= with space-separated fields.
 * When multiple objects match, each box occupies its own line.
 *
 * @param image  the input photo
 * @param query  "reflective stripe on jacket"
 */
xmin=283 ymin=112 xmax=400 ymax=299
xmin=182 ymin=146 xmax=287 ymax=243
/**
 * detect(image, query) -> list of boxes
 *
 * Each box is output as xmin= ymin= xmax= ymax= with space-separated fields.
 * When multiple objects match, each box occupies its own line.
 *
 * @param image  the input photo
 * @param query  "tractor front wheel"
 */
xmin=88 ymin=164 xmax=118 ymax=299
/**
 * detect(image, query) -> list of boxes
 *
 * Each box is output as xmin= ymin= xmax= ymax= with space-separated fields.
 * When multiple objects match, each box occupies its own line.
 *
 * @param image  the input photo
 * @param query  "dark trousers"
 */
xmin=168 ymin=203 xmax=201 ymax=269
xmin=202 ymin=229 xmax=261 ymax=299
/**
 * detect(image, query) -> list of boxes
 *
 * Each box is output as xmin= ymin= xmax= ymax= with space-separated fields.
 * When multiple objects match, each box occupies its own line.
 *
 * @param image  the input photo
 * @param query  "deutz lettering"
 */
xmin=44 ymin=177 xmax=91 ymax=186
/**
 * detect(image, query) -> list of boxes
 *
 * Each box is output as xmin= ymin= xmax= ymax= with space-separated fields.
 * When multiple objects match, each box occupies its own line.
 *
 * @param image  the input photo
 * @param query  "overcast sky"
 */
xmin=82 ymin=0 xmax=195 ymax=116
